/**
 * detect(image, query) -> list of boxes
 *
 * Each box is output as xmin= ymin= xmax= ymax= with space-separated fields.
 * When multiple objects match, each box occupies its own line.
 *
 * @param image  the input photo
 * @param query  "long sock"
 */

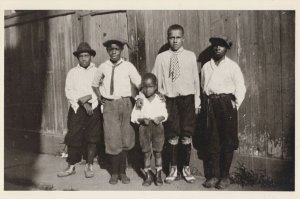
xmin=169 ymin=144 xmax=178 ymax=166
xmin=220 ymin=151 xmax=234 ymax=178
xmin=119 ymin=151 xmax=127 ymax=174
xmin=144 ymin=152 xmax=152 ymax=169
xmin=182 ymin=143 xmax=192 ymax=166
xmin=87 ymin=143 xmax=97 ymax=164
xmin=110 ymin=154 xmax=119 ymax=175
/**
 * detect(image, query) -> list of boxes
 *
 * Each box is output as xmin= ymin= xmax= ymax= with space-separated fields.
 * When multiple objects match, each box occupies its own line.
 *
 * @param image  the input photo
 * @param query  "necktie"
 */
xmin=110 ymin=66 xmax=115 ymax=95
xmin=169 ymin=53 xmax=180 ymax=82
xmin=110 ymin=61 xmax=122 ymax=95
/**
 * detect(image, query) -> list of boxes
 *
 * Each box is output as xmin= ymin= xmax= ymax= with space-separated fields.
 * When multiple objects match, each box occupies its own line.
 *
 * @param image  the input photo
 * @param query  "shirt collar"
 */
xmin=169 ymin=46 xmax=184 ymax=54
xmin=106 ymin=58 xmax=124 ymax=67
xmin=210 ymin=56 xmax=227 ymax=68
xmin=76 ymin=62 xmax=95 ymax=70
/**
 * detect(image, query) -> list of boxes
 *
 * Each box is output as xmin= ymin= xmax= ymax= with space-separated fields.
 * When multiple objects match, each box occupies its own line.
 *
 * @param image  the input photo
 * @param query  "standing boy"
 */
xmin=57 ymin=42 xmax=102 ymax=178
xmin=200 ymin=36 xmax=246 ymax=189
xmin=152 ymin=24 xmax=200 ymax=184
xmin=92 ymin=38 xmax=141 ymax=185
xmin=131 ymin=73 xmax=168 ymax=186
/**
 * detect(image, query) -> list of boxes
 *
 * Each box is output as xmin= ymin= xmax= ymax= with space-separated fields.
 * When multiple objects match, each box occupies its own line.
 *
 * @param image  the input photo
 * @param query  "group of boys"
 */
xmin=57 ymin=24 xmax=246 ymax=189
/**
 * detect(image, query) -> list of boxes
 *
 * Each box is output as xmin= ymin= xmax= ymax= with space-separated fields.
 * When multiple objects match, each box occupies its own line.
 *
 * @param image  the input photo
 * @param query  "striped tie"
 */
xmin=169 ymin=53 xmax=180 ymax=82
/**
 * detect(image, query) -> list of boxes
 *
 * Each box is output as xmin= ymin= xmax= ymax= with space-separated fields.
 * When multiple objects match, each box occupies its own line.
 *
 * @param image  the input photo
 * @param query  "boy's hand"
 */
xmin=98 ymin=96 xmax=106 ymax=105
xmin=143 ymin=118 xmax=150 ymax=126
xmin=195 ymin=107 xmax=201 ymax=115
xmin=78 ymin=95 xmax=92 ymax=105
xmin=83 ymin=103 xmax=93 ymax=116
xmin=152 ymin=116 xmax=165 ymax=125
xmin=156 ymin=91 xmax=166 ymax=102
xmin=135 ymin=98 xmax=143 ymax=110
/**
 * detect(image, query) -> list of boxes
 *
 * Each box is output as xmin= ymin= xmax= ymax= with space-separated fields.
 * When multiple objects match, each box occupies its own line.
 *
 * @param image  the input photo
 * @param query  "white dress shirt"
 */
xmin=92 ymin=58 xmax=141 ymax=99
xmin=152 ymin=47 xmax=201 ymax=108
xmin=131 ymin=93 xmax=168 ymax=124
xmin=65 ymin=63 xmax=98 ymax=113
xmin=201 ymin=56 xmax=246 ymax=109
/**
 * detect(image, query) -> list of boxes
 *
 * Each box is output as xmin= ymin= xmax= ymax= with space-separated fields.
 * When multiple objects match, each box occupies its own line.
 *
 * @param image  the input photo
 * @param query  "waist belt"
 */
xmin=205 ymin=93 xmax=235 ymax=100
xmin=102 ymin=96 xmax=130 ymax=101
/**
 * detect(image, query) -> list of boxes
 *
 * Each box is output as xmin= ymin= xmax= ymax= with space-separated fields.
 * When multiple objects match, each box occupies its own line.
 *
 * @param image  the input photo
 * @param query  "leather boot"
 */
xmin=142 ymin=170 xmax=153 ymax=186
xmin=155 ymin=169 xmax=163 ymax=186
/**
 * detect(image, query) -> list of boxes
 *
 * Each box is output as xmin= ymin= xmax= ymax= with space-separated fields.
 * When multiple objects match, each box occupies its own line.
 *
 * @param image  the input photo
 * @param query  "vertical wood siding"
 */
xmin=5 ymin=12 xmax=82 ymax=136
xmin=140 ymin=10 xmax=294 ymax=160
xmin=4 ymin=11 xmax=294 ymax=162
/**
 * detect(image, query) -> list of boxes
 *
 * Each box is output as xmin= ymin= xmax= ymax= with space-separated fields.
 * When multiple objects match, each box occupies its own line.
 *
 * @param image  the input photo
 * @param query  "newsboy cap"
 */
xmin=209 ymin=35 xmax=232 ymax=49
xmin=73 ymin=42 xmax=96 ymax=57
xmin=102 ymin=38 xmax=128 ymax=48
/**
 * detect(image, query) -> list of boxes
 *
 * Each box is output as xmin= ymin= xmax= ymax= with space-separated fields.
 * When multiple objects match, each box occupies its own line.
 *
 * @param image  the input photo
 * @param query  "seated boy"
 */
xmin=131 ymin=73 xmax=168 ymax=186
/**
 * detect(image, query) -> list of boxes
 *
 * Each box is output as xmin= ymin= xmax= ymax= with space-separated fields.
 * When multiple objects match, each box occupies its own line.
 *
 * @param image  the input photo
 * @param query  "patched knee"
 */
xmin=168 ymin=136 xmax=179 ymax=145
xmin=181 ymin=136 xmax=192 ymax=145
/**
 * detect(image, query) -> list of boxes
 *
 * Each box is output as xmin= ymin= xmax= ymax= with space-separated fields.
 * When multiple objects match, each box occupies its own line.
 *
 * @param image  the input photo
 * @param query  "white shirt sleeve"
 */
xmin=152 ymin=55 xmax=164 ymax=94
xmin=232 ymin=64 xmax=246 ymax=109
xmin=191 ymin=53 xmax=201 ymax=108
xmin=128 ymin=63 xmax=141 ymax=90
xmin=92 ymin=65 xmax=104 ymax=88
xmin=65 ymin=70 xmax=78 ymax=109
xmin=131 ymin=103 xmax=142 ymax=124
xmin=159 ymin=100 xmax=168 ymax=122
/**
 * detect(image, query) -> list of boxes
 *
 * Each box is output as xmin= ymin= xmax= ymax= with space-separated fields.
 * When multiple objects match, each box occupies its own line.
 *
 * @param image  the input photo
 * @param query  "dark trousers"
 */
xmin=164 ymin=94 xmax=196 ymax=138
xmin=64 ymin=105 xmax=102 ymax=165
xmin=67 ymin=143 xmax=97 ymax=165
xmin=201 ymin=94 xmax=238 ymax=179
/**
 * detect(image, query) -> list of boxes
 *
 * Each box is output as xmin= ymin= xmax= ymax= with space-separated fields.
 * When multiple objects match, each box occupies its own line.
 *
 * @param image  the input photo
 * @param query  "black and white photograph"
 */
xmin=1 ymin=0 xmax=297 ymax=195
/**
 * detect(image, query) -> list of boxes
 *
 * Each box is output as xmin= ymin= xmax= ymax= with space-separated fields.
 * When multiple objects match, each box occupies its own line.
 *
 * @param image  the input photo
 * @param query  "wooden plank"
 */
xmin=280 ymin=11 xmax=295 ymax=161
xmin=5 ymin=10 xmax=76 ymax=28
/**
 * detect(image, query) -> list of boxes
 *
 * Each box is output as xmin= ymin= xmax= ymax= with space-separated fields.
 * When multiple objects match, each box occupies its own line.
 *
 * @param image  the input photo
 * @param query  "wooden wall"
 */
xmin=5 ymin=11 xmax=82 ymax=139
xmin=4 ymin=11 xmax=295 ymax=163
xmin=140 ymin=10 xmax=295 ymax=160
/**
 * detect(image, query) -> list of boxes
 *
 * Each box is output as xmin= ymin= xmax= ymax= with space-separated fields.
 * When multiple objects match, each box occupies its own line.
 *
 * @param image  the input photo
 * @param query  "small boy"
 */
xmin=131 ymin=73 xmax=168 ymax=186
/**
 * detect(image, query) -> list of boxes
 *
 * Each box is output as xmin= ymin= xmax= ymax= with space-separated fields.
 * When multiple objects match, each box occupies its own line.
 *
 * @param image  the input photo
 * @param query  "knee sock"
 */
xmin=169 ymin=144 xmax=178 ymax=167
xmin=144 ymin=152 xmax=152 ymax=169
xmin=110 ymin=154 xmax=119 ymax=175
xmin=182 ymin=143 xmax=192 ymax=166
xmin=87 ymin=143 xmax=97 ymax=164
xmin=119 ymin=151 xmax=127 ymax=174
xmin=154 ymin=151 xmax=162 ymax=170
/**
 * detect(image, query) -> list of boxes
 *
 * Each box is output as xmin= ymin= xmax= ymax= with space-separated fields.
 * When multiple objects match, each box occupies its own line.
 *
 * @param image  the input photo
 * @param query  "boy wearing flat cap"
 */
xmin=200 ymin=36 xmax=246 ymax=189
xmin=92 ymin=38 xmax=141 ymax=185
xmin=57 ymin=42 xmax=102 ymax=178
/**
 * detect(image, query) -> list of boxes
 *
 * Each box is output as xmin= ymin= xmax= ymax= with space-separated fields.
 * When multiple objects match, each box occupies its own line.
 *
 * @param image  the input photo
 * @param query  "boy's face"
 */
xmin=142 ymin=78 xmax=157 ymax=98
xmin=168 ymin=29 xmax=184 ymax=51
xmin=212 ymin=43 xmax=227 ymax=60
xmin=78 ymin=52 xmax=92 ymax=68
xmin=107 ymin=44 xmax=122 ymax=63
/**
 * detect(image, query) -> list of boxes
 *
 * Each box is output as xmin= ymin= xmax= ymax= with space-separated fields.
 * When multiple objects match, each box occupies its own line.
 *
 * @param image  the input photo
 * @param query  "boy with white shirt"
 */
xmin=57 ymin=42 xmax=102 ymax=178
xmin=200 ymin=36 xmax=246 ymax=189
xmin=131 ymin=73 xmax=168 ymax=186
xmin=152 ymin=24 xmax=200 ymax=184
xmin=92 ymin=38 xmax=141 ymax=185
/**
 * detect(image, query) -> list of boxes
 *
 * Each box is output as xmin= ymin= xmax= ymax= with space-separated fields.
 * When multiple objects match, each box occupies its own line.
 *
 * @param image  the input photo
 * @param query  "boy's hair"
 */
xmin=167 ymin=24 xmax=184 ymax=36
xmin=142 ymin=73 xmax=157 ymax=86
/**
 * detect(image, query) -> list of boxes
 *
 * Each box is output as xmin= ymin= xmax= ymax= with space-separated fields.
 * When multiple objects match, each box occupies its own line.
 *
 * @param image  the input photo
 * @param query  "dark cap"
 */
xmin=102 ymin=38 xmax=128 ymax=48
xmin=209 ymin=35 xmax=232 ymax=49
xmin=73 ymin=42 xmax=96 ymax=57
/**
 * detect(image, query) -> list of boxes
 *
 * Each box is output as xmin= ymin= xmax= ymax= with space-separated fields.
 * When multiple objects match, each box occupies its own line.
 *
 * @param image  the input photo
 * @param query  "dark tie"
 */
xmin=169 ymin=53 xmax=180 ymax=82
xmin=110 ymin=62 xmax=122 ymax=95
